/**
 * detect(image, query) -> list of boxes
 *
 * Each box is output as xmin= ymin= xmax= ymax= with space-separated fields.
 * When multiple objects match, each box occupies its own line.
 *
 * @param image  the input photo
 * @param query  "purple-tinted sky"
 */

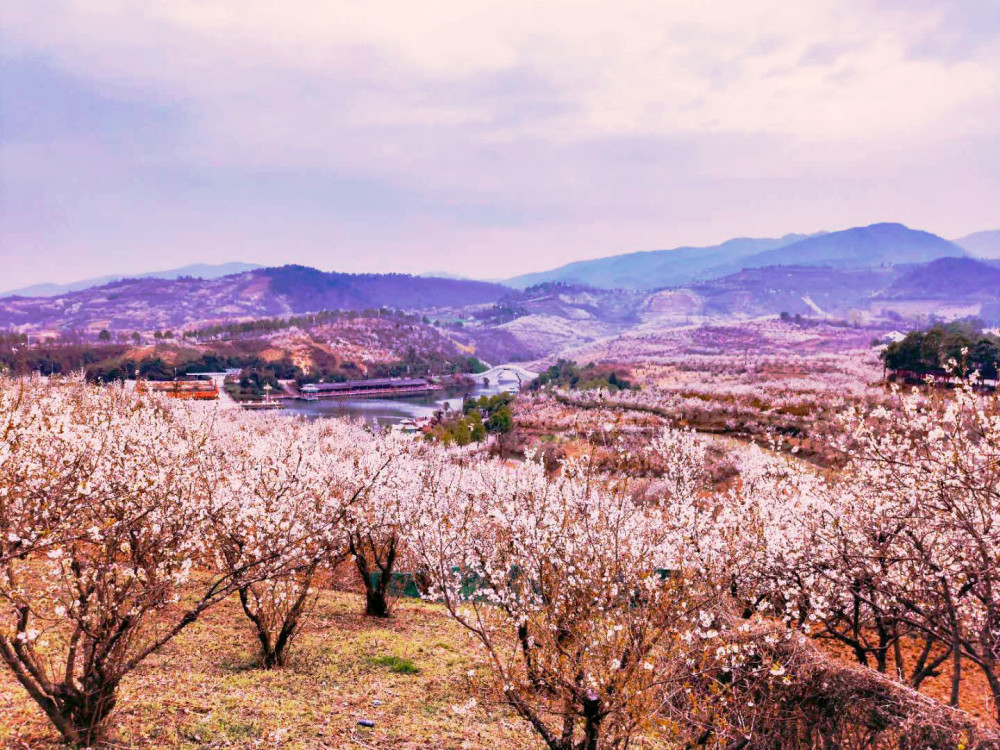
xmin=2 ymin=1 xmax=998 ymax=288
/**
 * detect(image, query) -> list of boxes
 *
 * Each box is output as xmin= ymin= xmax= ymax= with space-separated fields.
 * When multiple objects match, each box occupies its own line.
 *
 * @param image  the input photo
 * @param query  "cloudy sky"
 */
xmin=1 ymin=1 xmax=998 ymax=288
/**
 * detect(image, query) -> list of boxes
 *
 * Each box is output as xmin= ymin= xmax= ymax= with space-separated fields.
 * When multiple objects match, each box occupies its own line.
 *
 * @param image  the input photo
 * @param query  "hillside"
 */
xmin=504 ymin=234 xmax=813 ymax=290
xmin=0 ymin=266 xmax=510 ymax=333
xmin=0 ymin=262 xmax=264 ymax=299
xmin=0 ymin=305 xmax=540 ymax=382
xmin=878 ymin=257 xmax=1000 ymax=300
xmin=738 ymin=222 xmax=964 ymax=269
xmin=476 ymin=283 xmax=650 ymax=353
xmin=689 ymin=265 xmax=895 ymax=317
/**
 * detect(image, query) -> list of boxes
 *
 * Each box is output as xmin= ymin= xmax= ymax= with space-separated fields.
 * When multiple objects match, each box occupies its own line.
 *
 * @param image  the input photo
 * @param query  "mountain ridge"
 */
xmin=0 ymin=266 xmax=509 ymax=332
xmin=736 ymin=223 xmax=965 ymax=269
xmin=878 ymin=257 xmax=1000 ymax=300
xmin=954 ymin=230 xmax=1000 ymax=259
xmin=504 ymin=233 xmax=816 ymax=290
xmin=505 ymin=223 xmax=966 ymax=291
xmin=0 ymin=262 xmax=265 ymax=299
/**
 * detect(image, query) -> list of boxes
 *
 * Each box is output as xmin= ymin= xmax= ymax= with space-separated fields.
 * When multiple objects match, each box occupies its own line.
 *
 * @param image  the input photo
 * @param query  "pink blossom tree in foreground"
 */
xmin=411 ymin=430 xmax=725 ymax=750
xmin=728 ymin=374 xmax=1000 ymax=722
xmin=208 ymin=413 xmax=384 ymax=667
xmin=0 ymin=378 xmax=284 ymax=745
xmin=834 ymin=376 xmax=1000 ymax=719
xmin=342 ymin=432 xmax=426 ymax=618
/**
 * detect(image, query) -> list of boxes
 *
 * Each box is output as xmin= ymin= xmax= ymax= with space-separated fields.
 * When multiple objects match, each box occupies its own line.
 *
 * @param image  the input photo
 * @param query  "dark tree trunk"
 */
xmin=238 ymin=564 xmax=318 ymax=669
xmin=1 ymin=633 xmax=119 ymax=748
xmin=56 ymin=680 xmax=120 ymax=748
xmin=350 ymin=536 xmax=396 ymax=618
xmin=365 ymin=588 xmax=390 ymax=618
xmin=579 ymin=689 xmax=603 ymax=750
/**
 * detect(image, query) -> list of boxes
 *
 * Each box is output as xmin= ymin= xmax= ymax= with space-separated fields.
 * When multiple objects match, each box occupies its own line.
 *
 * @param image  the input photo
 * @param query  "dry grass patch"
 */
xmin=0 ymin=591 xmax=538 ymax=749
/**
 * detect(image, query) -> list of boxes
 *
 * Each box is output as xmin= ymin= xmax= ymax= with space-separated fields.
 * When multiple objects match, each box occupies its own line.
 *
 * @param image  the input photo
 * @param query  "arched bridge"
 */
xmin=471 ymin=364 xmax=539 ymax=387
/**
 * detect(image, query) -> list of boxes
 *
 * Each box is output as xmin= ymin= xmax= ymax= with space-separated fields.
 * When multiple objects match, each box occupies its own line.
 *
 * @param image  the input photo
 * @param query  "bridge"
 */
xmin=471 ymin=364 xmax=539 ymax=387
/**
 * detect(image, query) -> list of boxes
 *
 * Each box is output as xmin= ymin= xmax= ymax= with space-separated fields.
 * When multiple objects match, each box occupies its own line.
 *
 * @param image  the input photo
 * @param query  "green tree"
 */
xmin=469 ymin=411 xmax=487 ymax=442
xmin=486 ymin=406 xmax=513 ymax=434
xmin=453 ymin=419 xmax=472 ymax=446
xmin=98 ymin=329 xmax=111 ymax=342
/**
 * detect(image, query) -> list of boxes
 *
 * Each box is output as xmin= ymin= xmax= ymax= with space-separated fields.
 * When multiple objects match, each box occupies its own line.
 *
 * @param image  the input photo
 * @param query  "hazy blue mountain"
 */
xmin=877 ymin=257 xmax=1000 ymax=300
xmin=0 ymin=262 xmax=264 ymax=299
xmin=504 ymin=234 xmax=815 ymax=290
xmin=734 ymin=223 xmax=964 ymax=270
xmin=954 ymin=230 xmax=1000 ymax=259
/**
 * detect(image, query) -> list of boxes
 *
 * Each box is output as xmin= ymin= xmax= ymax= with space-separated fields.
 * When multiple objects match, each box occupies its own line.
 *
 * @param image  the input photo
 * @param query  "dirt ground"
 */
xmin=0 ymin=591 xmax=540 ymax=749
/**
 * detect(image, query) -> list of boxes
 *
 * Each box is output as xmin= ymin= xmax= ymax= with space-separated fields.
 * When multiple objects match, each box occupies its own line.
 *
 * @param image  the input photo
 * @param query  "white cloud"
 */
xmin=1 ymin=0 xmax=998 ymax=285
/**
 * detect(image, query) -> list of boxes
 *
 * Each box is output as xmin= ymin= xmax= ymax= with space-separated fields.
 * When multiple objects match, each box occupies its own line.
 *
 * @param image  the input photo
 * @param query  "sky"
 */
xmin=1 ymin=1 xmax=998 ymax=289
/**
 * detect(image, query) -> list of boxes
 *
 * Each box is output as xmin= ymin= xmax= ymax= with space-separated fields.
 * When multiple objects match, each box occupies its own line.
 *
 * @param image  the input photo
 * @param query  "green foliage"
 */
xmin=528 ymin=359 xmax=637 ymax=393
xmin=485 ymin=405 xmax=513 ymax=434
xmin=463 ymin=356 xmax=489 ymax=374
xmin=881 ymin=320 xmax=1000 ymax=380
xmin=429 ymin=393 xmax=515 ymax=444
xmin=469 ymin=411 xmax=487 ymax=442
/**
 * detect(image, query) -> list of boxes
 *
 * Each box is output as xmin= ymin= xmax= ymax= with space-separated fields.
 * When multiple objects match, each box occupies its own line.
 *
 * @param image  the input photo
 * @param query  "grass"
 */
xmin=0 ymin=589 xmax=540 ymax=749
xmin=368 ymin=654 xmax=421 ymax=674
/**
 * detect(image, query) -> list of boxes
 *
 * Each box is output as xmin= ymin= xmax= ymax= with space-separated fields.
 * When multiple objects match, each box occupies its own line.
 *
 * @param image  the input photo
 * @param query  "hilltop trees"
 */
xmin=881 ymin=320 xmax=1000 ymax=379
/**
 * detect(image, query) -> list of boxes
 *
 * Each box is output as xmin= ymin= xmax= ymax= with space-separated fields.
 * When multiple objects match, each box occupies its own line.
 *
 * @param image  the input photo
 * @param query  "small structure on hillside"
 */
xmin=136 ymin=379 xmax=219 ymax=400
xmin=299 ymin=378 xmax=439 ymax=399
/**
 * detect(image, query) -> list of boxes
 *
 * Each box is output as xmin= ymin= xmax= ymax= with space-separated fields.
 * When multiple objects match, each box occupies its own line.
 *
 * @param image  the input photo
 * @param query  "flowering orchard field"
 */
xmin=3 ymin=373 xmax=1000 ymax=748
xmin=512 ymin=348 xmax=892 ymax=470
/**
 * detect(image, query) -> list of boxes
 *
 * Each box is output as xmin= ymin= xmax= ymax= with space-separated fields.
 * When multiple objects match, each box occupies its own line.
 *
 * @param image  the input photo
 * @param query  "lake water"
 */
xmin=278 ymin=382 xmax=517 ymax=426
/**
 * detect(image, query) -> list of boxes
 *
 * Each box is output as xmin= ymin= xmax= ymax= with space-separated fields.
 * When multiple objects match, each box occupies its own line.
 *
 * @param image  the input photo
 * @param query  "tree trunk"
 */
xmin=365 ymin=588 xmax=390 ymax=618
xmin=351 ymin=537 xmax=396 ymax=618
xmin=239 ymin=565 xmax=318 ymax=669
xmin=59 ymin=680 xmax=119 ymax=748
xmin=977 ymin=651 xmax=1000 ymax=725
xmin=1 ymin=636 xmax=118 ymax=748
xmin=580 ymin=689 xmax=602 ymax=750
xmin=950 ymin=635 xmax=962 ymax=707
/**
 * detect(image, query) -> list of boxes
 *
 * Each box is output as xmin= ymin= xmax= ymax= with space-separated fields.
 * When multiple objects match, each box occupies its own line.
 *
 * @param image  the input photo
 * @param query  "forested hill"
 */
xmin=0 ymin=266 xmax=510 ymax=332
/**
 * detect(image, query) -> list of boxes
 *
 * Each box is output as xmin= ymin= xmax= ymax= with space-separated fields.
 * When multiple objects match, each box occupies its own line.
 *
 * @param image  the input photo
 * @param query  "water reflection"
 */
xmin=278 ymin=382 xmax=517 ymax=427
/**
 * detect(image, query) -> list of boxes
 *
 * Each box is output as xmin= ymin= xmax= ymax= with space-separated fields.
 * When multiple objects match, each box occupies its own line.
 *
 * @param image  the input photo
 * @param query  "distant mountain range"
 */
xmin=5 ymin=222 xmax=1000 ymax=342
xmin=738 ymin=223 xmax=964 ymax=268
xmin=0 ymin=262 xmax=264 ymax=299
xmin=0 ymin=266 xmax=508 ymax=332
xmin=505 ymin=233 xmax=816 ymax=289
xmin=954 ymin=230 xmax=1000 ymax=259
xmin=506 ymin=223 xmax=970 ymax=290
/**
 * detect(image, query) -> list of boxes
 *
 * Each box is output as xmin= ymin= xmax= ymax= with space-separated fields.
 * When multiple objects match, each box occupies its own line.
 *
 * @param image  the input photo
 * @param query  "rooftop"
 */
xmin=301 ymin=378 xmax=430 ymax=392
